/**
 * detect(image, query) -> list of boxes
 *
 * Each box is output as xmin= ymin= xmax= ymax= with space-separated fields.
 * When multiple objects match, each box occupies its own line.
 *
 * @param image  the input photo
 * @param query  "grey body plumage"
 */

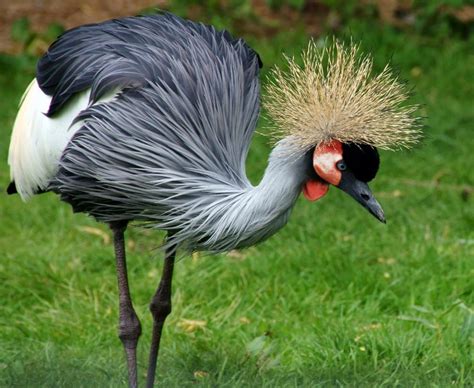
xmin=46 ymin=13 xmax=302 ymax=252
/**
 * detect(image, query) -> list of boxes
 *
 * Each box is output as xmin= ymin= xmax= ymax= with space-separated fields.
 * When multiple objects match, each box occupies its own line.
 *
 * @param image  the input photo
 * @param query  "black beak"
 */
xmin=337 ymin=172 xmax=386 ymax=223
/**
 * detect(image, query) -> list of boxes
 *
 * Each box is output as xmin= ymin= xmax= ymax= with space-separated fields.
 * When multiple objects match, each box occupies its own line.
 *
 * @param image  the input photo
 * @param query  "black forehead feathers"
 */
xmin=342 ymin=143 xmax=380 ymax=182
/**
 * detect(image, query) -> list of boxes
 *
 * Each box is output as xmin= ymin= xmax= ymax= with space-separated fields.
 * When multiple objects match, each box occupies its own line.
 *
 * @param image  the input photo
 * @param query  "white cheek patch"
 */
xmin=313 ymin=150 xmax=342 ymax=186
xmin=313 ymin=152 xmax=340 ymax=175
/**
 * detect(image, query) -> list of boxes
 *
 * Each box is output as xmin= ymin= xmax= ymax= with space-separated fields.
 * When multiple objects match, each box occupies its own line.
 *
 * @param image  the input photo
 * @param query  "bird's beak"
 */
xmin=337 ymin=171 xmax=386 ymax=223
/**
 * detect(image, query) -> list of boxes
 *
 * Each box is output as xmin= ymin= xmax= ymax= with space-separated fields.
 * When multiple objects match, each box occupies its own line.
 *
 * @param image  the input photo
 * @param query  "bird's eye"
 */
xmin=336 ymin=160 xmax=347 ymax=171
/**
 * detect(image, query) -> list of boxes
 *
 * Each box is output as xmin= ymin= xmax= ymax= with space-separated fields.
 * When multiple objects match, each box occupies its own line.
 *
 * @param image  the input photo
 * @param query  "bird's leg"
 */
xmin=145 ymin=242 xmax=176 ymax=388
xmin=110 ymin=220 xmax=142 ymax=388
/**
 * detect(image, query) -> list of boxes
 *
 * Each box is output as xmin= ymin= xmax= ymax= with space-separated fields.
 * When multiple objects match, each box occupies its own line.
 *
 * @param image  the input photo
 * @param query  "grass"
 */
xmin=0 ymin=19 xmax=473 ymax=387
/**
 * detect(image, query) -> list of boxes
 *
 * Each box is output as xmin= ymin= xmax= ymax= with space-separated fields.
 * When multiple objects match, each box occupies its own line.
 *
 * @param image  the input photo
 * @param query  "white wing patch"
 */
xmin=8 ymin=79 xmax=117 ymax=200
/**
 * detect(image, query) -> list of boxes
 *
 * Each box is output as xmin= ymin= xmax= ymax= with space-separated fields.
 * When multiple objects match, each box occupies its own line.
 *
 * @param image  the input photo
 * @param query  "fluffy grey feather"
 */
xmin=47 ymin=13 xmax=308 ymax=252
xmin=37 ymin=12 xmax=261 ymax=116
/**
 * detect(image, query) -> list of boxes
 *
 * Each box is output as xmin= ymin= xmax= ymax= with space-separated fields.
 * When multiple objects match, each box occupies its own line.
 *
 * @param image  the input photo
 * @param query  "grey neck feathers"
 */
xmin=182 ymin=138 xmax=309 ymax=252
xmin=238 ymin=140 xmax=309 ymax=246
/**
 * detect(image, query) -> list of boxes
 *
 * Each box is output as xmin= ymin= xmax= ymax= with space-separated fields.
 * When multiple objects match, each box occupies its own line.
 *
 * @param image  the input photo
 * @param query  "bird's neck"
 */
xmin=172 ymin=139 xmax=310 ymax=252
xmin=256 ymin=140 xmax=309 ymax=203
xmin=229 ymin=139 xmax=309 ymax=249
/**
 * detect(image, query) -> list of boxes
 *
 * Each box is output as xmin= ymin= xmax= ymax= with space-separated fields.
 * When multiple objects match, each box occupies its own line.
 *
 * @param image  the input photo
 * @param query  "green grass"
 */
xmin=0 ymin=21 xmax=473 ymax=387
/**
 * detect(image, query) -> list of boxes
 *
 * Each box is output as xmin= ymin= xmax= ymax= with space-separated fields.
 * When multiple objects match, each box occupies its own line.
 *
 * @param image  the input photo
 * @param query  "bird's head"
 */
xmin=303 ymin=139 xmax=385 ymax=223
xmin=265 ymin=39 xmax=422 ymax=223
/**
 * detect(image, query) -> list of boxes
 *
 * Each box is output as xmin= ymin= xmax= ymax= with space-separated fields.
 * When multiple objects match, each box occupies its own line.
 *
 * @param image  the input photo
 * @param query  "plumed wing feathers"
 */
xmin=44 ymin=13 xmax=262 ymax=239
xmin=38 ymin=13 xmax=261 ymax=116
xmin=38 ymin=14 xmax=261 ymax=187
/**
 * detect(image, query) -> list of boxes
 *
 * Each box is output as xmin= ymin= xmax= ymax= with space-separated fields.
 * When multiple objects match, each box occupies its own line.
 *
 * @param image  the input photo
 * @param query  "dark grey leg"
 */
xmin=146 ymin=243 xmax=176 ymax=388
xmin=110 ymin=221 xmax=142 ymax=388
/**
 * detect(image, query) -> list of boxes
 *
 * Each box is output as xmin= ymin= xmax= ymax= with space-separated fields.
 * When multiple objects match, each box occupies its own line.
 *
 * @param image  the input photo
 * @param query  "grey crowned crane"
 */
xmin=7 ymin=12 xmax=421 ymax=388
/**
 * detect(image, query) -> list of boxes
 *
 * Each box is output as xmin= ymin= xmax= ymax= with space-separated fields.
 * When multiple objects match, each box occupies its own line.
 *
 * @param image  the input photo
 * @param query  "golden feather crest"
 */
xmin=264 ymin=40 xmax=422 ymax=151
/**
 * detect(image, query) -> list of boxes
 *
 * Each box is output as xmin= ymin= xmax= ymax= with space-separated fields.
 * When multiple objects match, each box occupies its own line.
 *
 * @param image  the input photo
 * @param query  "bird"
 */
xmin=6 ymin=12 xmax=421 ymax=388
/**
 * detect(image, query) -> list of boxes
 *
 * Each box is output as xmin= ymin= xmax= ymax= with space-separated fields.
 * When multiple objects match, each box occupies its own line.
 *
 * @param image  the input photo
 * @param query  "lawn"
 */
xmin=0 ymin=16 xmax=473 ymax=388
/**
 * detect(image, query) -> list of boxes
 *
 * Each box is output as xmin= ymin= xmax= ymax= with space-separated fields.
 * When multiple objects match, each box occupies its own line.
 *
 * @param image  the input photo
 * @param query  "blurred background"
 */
xmin=0 ymin=1 xmax=473 ymax=387
xmin=0 ymin=1 xmax=473 ymax=55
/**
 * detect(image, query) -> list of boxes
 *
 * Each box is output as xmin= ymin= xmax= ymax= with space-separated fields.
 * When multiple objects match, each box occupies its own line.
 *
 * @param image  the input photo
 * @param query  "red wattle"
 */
xmin=303 ymin=179 xmax=329 ymax=201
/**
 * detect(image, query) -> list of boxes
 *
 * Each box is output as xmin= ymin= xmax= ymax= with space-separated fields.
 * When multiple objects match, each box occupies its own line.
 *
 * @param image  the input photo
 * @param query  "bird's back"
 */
xmin=8 ymin=13 xmax=262 ymax=247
